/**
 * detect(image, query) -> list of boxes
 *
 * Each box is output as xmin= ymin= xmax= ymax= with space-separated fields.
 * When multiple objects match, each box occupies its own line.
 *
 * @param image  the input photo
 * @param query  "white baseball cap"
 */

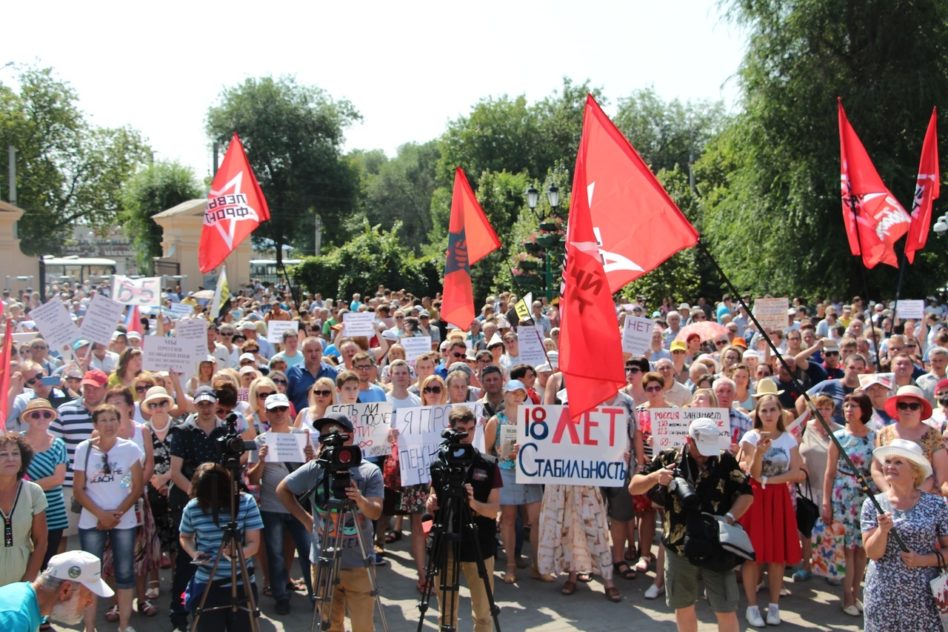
xmin=688 ymin=417 xmax=724 ymax=457
xmin=45 ymin=551 xmax=114 ymax=597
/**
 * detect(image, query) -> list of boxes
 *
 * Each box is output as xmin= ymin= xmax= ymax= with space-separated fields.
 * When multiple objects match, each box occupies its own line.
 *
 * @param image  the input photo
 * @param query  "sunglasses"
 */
xmin=272 ymin=378 xmax=288 ymax=386
xmin=147 ymin=400 xmax=170 ymax=410
xmin=312 ymin=390 xmax=332 ymax=397
xmin=645 ymin=385 xmax=663 ymax=393
xmin=714 ymin=340 xmax=727 ymax=347
xmin=220 ymin=333 xmax=234 ymax=337
xmin=101 ymin=453 xmax=111 ymax=476
xmin=65 ymin=377 xmax=81 ymax=383
xmin=423 ymin=386 xmax=443 ymax=394
xmin=135 ymin=384 xmax=155 ymax=393
xmin=26 ymin=410 xmax=54 ymax=421
xmin=896 ymin=401 xmax=922 ymax=411
xmin=257 ymin=391 xmax=276 ymax=399
xmin=824 ymin=350 xmax=840 ymax=356
xmin=451 ymin=352 xmax=466 ymax=359
xmin=354 ymin=365 xmax=373 ymax=370
xmin=625 ymin=366 xmax=642 ymax=373
xmin=24 ymin=375 xmax=42 ymax=386
xmin=244 ymin=347 xmax=259 ymax=353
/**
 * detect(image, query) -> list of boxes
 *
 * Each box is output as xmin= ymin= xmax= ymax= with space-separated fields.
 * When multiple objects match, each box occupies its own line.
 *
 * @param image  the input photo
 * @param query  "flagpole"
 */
xmin=845 ymin=190 xmax=884 ymax=372
xmin=890 ymin=241 xmax=907 ymax=331
xmin=695 ymin=238 xmax=909 ymax=552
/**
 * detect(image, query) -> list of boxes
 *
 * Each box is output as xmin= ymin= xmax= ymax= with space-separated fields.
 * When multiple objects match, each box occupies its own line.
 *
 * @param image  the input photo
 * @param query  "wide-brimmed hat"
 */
xmin=873 ymin=438 xmax=933 ymax=481
xmin=142 ymin=386 xmax=173 ymax=408
xmin=884 ymin=385 xmax=933 ymax=419
xmin=752 ymin=378 xmax=784 ymax=398
xmin=20 ymin=398 xmax=55 ymax=421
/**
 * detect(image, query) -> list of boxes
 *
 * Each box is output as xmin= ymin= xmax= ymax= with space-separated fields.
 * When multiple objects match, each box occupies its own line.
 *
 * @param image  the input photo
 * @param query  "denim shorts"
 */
xmin=79 ymin=527 xmax=137 ymax=589
xmin=499 ymin=467 xmax=543 ymax=506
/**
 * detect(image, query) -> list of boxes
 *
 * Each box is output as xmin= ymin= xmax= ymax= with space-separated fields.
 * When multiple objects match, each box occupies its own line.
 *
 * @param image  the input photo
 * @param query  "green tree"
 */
xmin=121 ymin=161 xmax=202 ymax=273
xmin=205 ymin=76 xmax=361 ymax=264
xmin=0 ymin=67 xmax=152 ymax=254
xmin=699 ymin=0 xmax=948 ymax=298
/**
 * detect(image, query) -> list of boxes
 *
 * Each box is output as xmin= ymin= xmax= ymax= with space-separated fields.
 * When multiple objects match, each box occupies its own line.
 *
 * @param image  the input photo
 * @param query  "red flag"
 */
xmin=838 ymin=99 xmax=911 ymax=269
xmin=905 ymin=108 xmax=940 ymax=264
xmin=441 ymin=168 xmax=501 ymax=329
xmin=581 ymin=96 xmax=698 ymax=292
xmin=199 ymin=133 xmax=271 ymax=273
xmin=559 ymin=97 xmax=628 ymax=419
xmin=125 ymin=305 xmax=143 ymax=336
xmin=0 ymin=319 xmax=13 ymax=430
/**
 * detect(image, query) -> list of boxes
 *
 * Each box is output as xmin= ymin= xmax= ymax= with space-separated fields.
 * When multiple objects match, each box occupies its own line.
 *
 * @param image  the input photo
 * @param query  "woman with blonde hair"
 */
xmin=185 ymin=357 xmax=216 ymax=397
xmin=247 ymin=377 xmax=279 ymax=433
xmin=294 ymin=377 xmax=337 ymax=431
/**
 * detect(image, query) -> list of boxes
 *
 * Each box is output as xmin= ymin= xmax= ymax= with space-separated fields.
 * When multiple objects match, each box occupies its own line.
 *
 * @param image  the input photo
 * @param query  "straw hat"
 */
xmin=873 ymin=438 xmax=933 ymax=481
xmin=20 ymin=398 xmax=55 ymax=421
xmin=142 ymin=386 xmax=173 ymax=408
xmin=752 ymin=378 xmax=785 ymax=398
xmin=884 ymin=385 xmax=933 ymax=420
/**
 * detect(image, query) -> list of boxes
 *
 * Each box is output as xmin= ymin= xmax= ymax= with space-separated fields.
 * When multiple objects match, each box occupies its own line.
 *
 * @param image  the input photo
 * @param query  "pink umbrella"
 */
xmin=674 ymin=321 xmax=729 ymax=343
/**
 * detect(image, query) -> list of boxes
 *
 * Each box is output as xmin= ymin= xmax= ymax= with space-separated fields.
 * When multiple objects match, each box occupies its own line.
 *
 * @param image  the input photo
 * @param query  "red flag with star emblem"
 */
xmin=581 ymin=95 xmax=698 ymax=292
xmin=199 ymin=133 xmax=270 ymax=273
xmin=559 ymin=97 xmax=630 ymax=419
xmin=441 ymin=168 xmax=500 ymax=329
xmin=905 ymin=108 xmax=939 ymax=264
xmin=838 ymin=99 xmax=911 ymax=269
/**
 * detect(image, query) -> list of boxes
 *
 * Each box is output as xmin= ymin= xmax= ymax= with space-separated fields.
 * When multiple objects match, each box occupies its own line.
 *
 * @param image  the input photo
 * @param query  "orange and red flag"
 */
xmin=905 ymin=108 xmax=940 ymax=264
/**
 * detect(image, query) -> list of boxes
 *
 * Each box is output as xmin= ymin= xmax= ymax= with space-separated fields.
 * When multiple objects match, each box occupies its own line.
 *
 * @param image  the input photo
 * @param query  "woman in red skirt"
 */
xmin=738 ymin=391 xmax=805 ymax=627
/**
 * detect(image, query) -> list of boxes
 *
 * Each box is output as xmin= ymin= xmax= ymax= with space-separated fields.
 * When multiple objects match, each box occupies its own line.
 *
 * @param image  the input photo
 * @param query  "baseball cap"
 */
xmin=504 ymin=379 xmax=527 ymax=393
xmin=264 ymin=393 xmax=290 ymax=410
xmin=71 ymin=339 xmax=91 ymax=351
xmin=127 ymin=331 xmax=142 ymax=341
xmin=193 ymin=386 xmax=218 ymax=404
xmin=313 ymin=413 xmax=354 ymax=434
xmin=46 ymin=551 xmax=114 ymax=597
xmin=688 ymin=417 xmax=723 ymax=457
xmin=81 ymin=369 xmax=108 ymax=388
xmin=670 ymin=340 xmax=687 ymax=352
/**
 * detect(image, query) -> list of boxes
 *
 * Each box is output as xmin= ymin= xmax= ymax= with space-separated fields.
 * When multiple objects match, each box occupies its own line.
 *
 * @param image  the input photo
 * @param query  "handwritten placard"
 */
xmin=401 ymin=336 xmax=432 ymax=364
xmin=895 ymin=299 xmax=924 ymax=320
xmin=343 ymin=312 xmax=376 ymax=338
xmin=326 ymin=402 xmax=393 ymax=458
xmin=648 ymin=407 xmax=730 ymax=453
xmin=79 ymin=294 xmax=125 ymax=347
xmin=393 ymin=404 xmax=452 ymax=486
xmin=753 ymin=297 xmax=789 ymax=334
xmin=168 ymin=303 xmax=194 ymax=319
xmin=516 ymin=326 xmax=547 ymax=368
xmin=30 ymin=300 xmax=81 ymax=354
xmin=111 ymin=275 xmax=161 ymax=307
xmin=266 ymin=320 xmax=299 ymax=344
xmin=622 ymin=316 xmax=654 ymax=356
xmin=263 ymin=432 xmax=308 ymax=463
xmin=142 ymin=336 xmax=191 ymax=374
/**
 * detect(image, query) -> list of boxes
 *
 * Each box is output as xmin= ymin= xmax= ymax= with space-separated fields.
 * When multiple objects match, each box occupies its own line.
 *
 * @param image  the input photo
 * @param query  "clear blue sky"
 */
xmin=3 ymin=0 xmax=746 ymax=180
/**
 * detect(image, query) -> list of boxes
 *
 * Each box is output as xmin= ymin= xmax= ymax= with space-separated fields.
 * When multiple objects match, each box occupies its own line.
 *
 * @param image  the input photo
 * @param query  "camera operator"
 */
xmin=424 ymin=407 xmax=501 ymax=632
xmin=275 ymin=413 xmax=382 ymax=632
xmin=629 ymin=418 xmax=753 ymax=632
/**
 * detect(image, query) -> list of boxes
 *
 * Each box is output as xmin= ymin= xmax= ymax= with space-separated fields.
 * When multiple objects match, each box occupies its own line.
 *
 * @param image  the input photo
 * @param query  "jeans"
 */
xmin=261 ymin=510 xmax=313 ymax=602
xmin=78 ymin=527 xmax=136 ymax=589
xmin=170 ymin=502 xmax=192 ymax=628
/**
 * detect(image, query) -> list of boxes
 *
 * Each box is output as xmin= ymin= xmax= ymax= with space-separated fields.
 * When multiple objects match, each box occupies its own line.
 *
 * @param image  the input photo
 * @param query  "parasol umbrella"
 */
xmin=674 ymin=321 xmax=729 ymax=342
xmin=191 ymin=290 xmax=215 ymax=300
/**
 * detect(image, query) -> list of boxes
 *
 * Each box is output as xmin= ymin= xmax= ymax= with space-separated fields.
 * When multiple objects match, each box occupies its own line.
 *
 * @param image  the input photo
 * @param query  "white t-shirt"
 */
xmin=73 ymin=438 xmax=144 ymax=530
xmin=740 ymin=428 xmax=797 ymax=478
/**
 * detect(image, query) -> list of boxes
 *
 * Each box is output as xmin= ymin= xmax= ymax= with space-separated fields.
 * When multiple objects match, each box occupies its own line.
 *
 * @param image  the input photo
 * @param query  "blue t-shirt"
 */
xmin=358 ymin=384 xmax=387 ymax=403
xmin=806 ymin=379 xmax=854 ymax=424
xmin=179 ymin=492 xmax=264 ymax=585
xmin=287 ymin=363 xmax=339 ymax=412
xmin=0 ymin=582 xmax=42 ymax=632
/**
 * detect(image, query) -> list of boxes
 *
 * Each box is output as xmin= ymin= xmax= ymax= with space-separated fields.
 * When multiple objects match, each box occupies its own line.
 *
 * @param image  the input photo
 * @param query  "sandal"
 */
xmin=531 ymin=566 xmax=556 ymax=583
xmin=287 ymin=578 xmax=307 ymax=592
xmin=502 ymin=567 xmax=517 ymax=584
xmin=262 ymin=585 xmax=272 ymax=597
xmin=605 ymin=586 xmax=622 ymax=603
xmin=561 ymin=579 xmax=577 ymax=595
xmin=145 ymin=581 xmax=160 ymax=600
xmin=105 ymin=605 xmax=120 ymax=622
xmin=384 ymin=530 xmax=403 ymax=544
xmin=577 ymin=572 xmax=592 ymax=583
xmin=633 ymin=556 xmax=652 ymax=573
xmin=613 ymin=561 xmax=636 ymax=580
xmin=137 ymin=599 xmax=158 ymax=617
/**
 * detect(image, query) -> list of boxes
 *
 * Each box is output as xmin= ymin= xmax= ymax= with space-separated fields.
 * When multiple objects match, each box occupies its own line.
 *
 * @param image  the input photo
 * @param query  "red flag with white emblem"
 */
xmin=199 ymin=133 xmax=271 ymax=273
xmin=838 ymin=99 xmax=911 ymax=269
xmin=905 ymin=108 xmax=940 ymax=264
xmin=581 ymin=95 xmax=698 ymax=292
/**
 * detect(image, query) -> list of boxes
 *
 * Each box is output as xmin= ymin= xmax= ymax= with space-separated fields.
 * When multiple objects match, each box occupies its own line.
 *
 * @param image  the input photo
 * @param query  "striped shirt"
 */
xmin=52 ymin=399 xmax=96 ymax=487
xmin=180 ymin=492 xmax=263 ymax=585
xmin=25 ymin=436 xmax=68 ymax=530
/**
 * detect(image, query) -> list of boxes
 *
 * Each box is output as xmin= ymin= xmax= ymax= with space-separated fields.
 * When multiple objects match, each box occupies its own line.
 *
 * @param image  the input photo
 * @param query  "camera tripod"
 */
xmin=310 ymin=496 xmax=389 ymax=632
xmin=417 ymin=485 xmax=501 ymax=632
xmin=190 ymin=457 xmax=261 ymax=632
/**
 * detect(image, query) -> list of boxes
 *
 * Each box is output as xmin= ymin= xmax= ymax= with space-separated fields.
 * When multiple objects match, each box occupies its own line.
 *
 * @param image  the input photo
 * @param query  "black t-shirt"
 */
xmin=168 ymin=420 xmax=227 ymax=508
xmin=430 ymin=450 xmax=502 ymax=562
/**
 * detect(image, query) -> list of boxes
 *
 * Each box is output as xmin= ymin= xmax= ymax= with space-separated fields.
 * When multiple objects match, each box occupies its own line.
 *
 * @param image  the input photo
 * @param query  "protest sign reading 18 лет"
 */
xmin=515 ymin=405 xmax=628 ymax=487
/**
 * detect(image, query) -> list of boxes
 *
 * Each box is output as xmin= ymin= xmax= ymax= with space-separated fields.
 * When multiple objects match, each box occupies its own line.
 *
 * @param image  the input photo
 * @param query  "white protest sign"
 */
xmin=168 ymin=303 xmax=194 ymax=319
xmin=753 ymin=297 xmax=789 ymax=334
xmin=263 ymin=432 xmax=308 ymax=463
xmin=895 ymin=300 xmax=924 ymax=320
xmin=622 ymin=316 xmax=654 ymax=356
xmin=78 ymin=294 xmax=125 ymax=347
xmin=393 ymin=404 xmax=453 ymax=486
xmin=516 ymin=326 xmax=547 ymax=368
xmin=111 ymin=275 xmax=161 ymax=307
xmin=326 ymin=402 xmax=393 ymax=458
xmin=449 ymin=402 xmax=486 ymax=452
xmin=175 ymin=319 xmax=208 ymax=378
xmin=266 ymin=320 xmax=299 ymax=344
xmin=142 ymin=336 xmax=193 ymax=374
xmin=30 ymin=300 xmax=80 ymax=354
xmin=515 ymin=405 xmax=628 ymax=487
xmin=343 ymin=312 xmax=376 ymax=338
xmin=648 ymin=408 xmax=730 ymax=453
xmin=401 ymin=336 xmax=432 ymax=364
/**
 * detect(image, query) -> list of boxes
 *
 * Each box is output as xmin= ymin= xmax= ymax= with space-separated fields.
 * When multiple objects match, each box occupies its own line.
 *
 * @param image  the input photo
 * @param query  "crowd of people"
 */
xmin=1 ymin=280 xmax=947 ymax=632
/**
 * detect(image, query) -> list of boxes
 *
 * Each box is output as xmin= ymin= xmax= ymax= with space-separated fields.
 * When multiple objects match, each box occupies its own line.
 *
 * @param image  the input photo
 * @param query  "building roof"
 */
xmin=153 ymin=198 xmax=206 ymax=219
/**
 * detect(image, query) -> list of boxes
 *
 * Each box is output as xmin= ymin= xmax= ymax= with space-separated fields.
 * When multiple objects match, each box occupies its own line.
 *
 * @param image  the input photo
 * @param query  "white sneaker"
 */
xmin=766 ymin=603 xmax=781 ymax=625
xmin=643 ymin=583 xmax=664 ymax=599
xmin=745 ymin=605 xmax=765 ymax=627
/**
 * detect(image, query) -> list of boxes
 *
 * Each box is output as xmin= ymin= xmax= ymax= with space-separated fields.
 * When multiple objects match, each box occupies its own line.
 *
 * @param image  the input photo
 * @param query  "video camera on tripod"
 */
xmin=316 ymin=430 xmax=362 ymax=501
xmin=216 ymin=413 xmax=258 ymax=464
xmin=432 ymin=429 xmax=476 ymax=496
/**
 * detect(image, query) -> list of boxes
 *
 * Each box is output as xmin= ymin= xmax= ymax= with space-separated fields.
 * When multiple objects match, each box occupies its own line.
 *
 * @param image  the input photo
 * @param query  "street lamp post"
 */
xmin=525 ymin=183 xmax=561 ymax=302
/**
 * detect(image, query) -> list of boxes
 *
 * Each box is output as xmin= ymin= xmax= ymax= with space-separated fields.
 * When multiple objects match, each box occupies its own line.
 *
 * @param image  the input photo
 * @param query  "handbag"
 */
xmin=795 ymin=479 xmax=820 ymax=538
xmin=70 ymin=444 xmax=93 ymax=513
xmin=930 ymin=546 xmax=948 ymax=631
xmin=715 ymin=515 xmax=755 ymax=561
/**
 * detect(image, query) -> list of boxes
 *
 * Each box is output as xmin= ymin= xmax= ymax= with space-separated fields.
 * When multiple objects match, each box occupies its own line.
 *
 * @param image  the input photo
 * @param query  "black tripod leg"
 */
xmin=463 ymin=506 xmax=502 ymax=632
xmin=417 ymin=514 xmax=446 ymax=632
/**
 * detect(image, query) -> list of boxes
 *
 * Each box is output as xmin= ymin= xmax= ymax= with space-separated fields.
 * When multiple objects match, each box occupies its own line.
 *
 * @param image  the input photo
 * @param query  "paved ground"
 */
xmin=59 ymin=535 xmax=865 ymax=632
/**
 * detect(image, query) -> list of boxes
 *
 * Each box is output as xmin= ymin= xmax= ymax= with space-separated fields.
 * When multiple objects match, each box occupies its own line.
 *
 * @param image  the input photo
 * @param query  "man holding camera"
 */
xmin=276 ymin=413 xmax=383 ymax=632
xmin=425 ymin=407 xmax=501 ymax=632
xmin=629 ymin=418 xmax=753 ymax=632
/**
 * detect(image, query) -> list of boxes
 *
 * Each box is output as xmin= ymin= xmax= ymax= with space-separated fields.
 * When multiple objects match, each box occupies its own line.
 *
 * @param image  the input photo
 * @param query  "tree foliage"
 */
xmin=121 ymin=161 xmax=202 ymax=273
xmin=0 ymin=67 xmax=152 ymax=254
xmin=205 ymin=76 xmax=361 ymax=263
xmin=699 ymin=0 xmax=948 ymax=298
